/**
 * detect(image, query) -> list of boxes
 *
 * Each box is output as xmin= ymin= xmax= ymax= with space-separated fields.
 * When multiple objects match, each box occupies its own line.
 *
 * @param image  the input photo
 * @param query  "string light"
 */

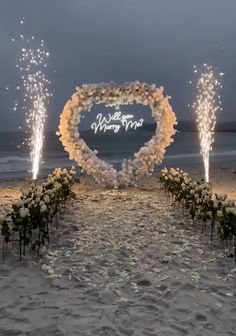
xmin=192 ymin=64 xmax=223 ymax=182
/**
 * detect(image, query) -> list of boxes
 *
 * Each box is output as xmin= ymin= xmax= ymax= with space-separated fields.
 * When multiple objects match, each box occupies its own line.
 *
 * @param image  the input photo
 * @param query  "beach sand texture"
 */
xmin=0 ymin=171 xmax=236 ymax=336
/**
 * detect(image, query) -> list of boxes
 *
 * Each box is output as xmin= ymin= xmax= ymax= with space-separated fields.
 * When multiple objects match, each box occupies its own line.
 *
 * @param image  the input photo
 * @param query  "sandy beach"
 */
xmin=0 ymin=167 xmax=236 ymax=336
xmin=1 ymin=0 xmax=236 ymax=333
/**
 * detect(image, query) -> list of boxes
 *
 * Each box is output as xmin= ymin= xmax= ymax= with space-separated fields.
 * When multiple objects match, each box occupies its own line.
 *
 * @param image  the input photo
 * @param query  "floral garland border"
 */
xmin=58 ymin=81 xmax=177 ymax=188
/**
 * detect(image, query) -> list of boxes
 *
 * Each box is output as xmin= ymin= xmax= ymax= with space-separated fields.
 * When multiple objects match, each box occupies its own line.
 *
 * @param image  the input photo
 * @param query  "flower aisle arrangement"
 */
xmin=160 ymin=167 xmax=236 ymax=258
xmin=58 ymin=81 xmax=177 ymax=188
xmin=0 ymin=166 xmax=76 ymax=261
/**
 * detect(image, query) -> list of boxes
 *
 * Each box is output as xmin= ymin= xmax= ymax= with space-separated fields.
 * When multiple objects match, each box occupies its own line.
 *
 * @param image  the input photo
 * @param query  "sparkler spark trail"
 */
xmin=15 ymin=23 xmax=52 ymax=180
xmin=193 ymin=64 xmax=223 ymax=182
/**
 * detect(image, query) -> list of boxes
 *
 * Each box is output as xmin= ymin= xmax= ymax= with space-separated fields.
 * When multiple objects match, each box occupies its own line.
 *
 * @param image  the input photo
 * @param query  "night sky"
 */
xmin=0 ymin=0 xmax=236 ymax=131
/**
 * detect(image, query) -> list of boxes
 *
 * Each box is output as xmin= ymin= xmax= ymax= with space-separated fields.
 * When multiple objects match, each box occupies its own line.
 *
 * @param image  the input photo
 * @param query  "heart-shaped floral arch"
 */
xmin=58 ymin=81 xmax=177 ymax=188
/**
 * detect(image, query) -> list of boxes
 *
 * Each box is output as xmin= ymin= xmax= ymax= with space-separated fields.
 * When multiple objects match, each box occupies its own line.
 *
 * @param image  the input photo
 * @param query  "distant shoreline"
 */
xmin=0 ymin=121 xmax=236 ymax=134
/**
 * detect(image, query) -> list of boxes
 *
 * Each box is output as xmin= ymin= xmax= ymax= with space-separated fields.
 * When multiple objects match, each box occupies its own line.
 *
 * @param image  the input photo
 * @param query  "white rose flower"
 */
xmin=39 ymin=201 xmax=45 ymax=207
xmin=0 ymin=214 xmax=5 ymax=224
xmin=25 ymin=198 xmax=32 ymax=205
xmin=184 ymin=177 xmax=190 ymax=184
xmin=226 ymin=207 xmax=232 ymax=214
xmin=46 ymin=189 xmax=53 ymax=196
xmin=217 ymin=210 xmax=223 ymax=218
xmin=19 ymin=207 xmax=29 ymax=218
xmin=48 ymin=178 xmax=54 ymax=184
xmin=162 ymin=167 xmax=168 ymax=174
xmin=231 ymin=208 xmax=236 ymax=216
xmin=40 ymin=204 xmax=47 ymax=213
xmin=36 ymin=191 xmax=42 ymax=198
xmin=43 ymin=195 xmax=50 ymax=204
xmin=29 ymin=200 xmax=36 ymax=209
xmin=204 ymin=196 xmax=209 ymax=202
xmin=170 ymin=168 xmax=176 ymax=176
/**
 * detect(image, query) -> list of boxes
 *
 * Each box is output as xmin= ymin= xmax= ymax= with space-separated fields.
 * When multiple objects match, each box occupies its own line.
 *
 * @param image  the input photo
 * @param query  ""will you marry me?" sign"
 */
xmin=90 ymin=111 xmax=144 ymax=133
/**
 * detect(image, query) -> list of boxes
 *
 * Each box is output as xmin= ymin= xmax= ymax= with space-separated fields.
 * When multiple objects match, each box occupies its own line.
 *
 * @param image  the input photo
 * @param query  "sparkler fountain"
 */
xmin=14 ymin=20 xmax=52 ymax=180
xmin=192 ymin=64 xmax=223 ymax=183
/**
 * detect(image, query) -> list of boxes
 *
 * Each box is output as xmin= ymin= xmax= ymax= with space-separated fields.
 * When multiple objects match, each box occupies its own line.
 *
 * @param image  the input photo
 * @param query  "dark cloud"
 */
xmin=0 ymin=0 xmax=236 ymax=130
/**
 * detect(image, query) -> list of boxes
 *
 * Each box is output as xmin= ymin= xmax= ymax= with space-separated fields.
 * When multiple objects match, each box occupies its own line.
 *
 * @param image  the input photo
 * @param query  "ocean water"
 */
xmin=0 ymin=131 xmax=235 ymax=180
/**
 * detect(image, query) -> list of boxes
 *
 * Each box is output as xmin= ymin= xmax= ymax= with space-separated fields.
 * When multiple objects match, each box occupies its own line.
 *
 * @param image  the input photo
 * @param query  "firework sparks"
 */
xmin=12 ymin=20 xmax=52 ymax=180
xmin=192 ymin=64 xmax=223 ymax=182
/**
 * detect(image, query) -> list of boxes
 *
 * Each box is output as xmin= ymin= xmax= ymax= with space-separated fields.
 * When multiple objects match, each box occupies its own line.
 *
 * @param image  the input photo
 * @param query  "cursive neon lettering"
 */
xmin=91 ymin=111 xmax=144 ymax=134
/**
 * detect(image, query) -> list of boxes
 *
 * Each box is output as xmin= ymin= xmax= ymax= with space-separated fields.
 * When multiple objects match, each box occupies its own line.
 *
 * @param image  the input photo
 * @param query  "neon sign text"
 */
xmin=91 ymin=111 xmax=144 ymax=133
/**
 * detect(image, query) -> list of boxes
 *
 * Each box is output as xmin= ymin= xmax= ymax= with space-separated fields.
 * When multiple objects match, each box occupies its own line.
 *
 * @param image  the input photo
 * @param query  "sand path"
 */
xmin=0 ymin=179 xmax=236 ymax=335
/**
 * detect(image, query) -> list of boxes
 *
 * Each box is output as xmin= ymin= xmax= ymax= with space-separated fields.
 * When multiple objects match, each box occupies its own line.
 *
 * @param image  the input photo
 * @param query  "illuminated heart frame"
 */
xmin=58 ymin=82 xmax=177 ymax=188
